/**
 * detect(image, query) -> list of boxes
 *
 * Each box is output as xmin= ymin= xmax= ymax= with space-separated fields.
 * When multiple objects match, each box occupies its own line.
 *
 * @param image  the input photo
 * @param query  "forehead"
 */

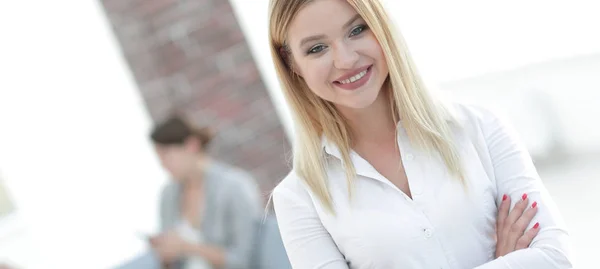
xmin=287 ymin=0 xmax=359 ymax=46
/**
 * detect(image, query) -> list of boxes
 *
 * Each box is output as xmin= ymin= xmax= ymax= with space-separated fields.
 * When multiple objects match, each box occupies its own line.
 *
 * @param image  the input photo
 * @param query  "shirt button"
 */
xmin=423 ymin=228 xmax=433 ymax=238
xmin=404 ymin=154 xmax=414 ymax=161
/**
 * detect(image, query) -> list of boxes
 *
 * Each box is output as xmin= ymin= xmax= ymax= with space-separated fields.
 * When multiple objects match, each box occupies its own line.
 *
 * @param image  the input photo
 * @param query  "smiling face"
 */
xmin=286 ymin=0 xmax=389 ymax=110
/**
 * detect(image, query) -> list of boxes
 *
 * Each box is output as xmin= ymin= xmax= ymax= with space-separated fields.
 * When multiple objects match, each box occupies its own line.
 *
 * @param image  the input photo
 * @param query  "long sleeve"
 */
xmin=273 ymin=180 xmax=349 ymax=269
xmin=222 ymin=179 xmax=261 ymax=269
xmin=474 ymin=108 xmax=574 ymax=268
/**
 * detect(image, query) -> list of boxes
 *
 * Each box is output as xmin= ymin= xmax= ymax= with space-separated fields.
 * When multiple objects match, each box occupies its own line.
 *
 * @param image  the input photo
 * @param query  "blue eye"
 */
xmin=349 ymin=25 xmax=367 ymax=37
xmin=307 ymin=44 xmax=327 ymax=54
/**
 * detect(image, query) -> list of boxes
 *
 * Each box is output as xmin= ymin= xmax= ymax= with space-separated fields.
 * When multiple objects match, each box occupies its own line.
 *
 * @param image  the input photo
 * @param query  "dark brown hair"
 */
xmin=150 ymin=115 xmax=215 ymax=149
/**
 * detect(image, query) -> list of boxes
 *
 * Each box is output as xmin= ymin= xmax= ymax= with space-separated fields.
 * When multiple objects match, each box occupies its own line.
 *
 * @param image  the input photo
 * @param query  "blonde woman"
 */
xmin=268 ymin=0 xmax=573 ymax=268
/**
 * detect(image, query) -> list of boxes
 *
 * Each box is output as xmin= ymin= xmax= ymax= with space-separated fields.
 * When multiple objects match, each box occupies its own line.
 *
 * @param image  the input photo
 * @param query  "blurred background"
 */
xmin=0 ymin=0 xmax=598 ymax=268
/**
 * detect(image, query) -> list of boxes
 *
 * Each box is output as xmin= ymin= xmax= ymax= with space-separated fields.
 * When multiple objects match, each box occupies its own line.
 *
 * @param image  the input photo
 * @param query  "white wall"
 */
xmin=383 ymin=0 xmax=600 ymax=82
xmin=441 ymin=54 xmax=600 ymax=157
xmin=0 ymin=1 xmax=167 ymax=268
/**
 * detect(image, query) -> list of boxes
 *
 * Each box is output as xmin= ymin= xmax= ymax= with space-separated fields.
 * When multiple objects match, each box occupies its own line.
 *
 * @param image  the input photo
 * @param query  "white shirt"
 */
xmin=175 ymin=219 xmax=211 ymax=269
xmin=273 ymin=104 xmax=573 ymax=269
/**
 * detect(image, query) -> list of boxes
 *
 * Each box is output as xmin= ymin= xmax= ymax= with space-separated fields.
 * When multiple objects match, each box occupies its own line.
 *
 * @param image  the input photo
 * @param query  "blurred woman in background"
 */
xmin=149 ymin=115 xmax=261 ymax=269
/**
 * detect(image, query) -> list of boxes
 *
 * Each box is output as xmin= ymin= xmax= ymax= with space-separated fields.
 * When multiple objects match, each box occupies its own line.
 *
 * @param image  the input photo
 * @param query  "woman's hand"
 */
xmin=151 ymin=230 xmax=190 ymax=263
xmin=495 ymin=193 xmax=540 ymax=258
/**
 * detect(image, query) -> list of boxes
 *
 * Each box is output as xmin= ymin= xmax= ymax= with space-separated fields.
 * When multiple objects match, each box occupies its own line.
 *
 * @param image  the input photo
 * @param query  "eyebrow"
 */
xmin=298 ymin=14 xmax=363 ymax=47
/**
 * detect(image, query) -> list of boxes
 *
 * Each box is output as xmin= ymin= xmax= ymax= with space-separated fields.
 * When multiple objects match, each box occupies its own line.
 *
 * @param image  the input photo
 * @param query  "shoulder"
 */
xmin=442 ymin=101 xmax=516 ymax=143
xmin=273 ymin=170 xmax=303 ymax=193
xmin=272 ymin=170 xmax=312 ymax=204
xmin=210 ymin=161 xmax=257 ymax=187
xmin=160 ymin=181 xmax=179 ymax=200
xmin=444 ymin=101 xmax=522 ymax=153
xmin=446 ymin=101 xmax=524 ymax=160
xmin=209 ymin=160 xmax=261 ymax=201
xmin=447 ymin=101 xmax=508 ymax=128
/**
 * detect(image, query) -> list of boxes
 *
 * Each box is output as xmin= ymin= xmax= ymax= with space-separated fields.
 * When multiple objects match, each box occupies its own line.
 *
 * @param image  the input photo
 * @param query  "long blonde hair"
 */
xmin=269 ymin=0 xmax=464 ymax=213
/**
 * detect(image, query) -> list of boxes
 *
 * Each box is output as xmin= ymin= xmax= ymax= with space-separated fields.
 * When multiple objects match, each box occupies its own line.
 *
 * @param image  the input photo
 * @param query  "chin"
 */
xmin=339 ymin=98 xmax=377 ymax=110
xmin=346 ymin=90 xmax=382 ymax=109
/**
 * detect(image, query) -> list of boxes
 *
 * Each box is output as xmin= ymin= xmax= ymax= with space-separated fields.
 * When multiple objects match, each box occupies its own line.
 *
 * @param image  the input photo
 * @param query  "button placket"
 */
xmin=423 ymin=227 xmax=434 ymax=239
xmin=397 ymin=130 xmax=423 ymax=197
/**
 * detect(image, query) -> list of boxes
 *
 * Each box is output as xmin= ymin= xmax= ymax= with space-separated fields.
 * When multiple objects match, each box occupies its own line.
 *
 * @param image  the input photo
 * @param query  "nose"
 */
xmin=332 ymin=41 xmax=359 ymax=70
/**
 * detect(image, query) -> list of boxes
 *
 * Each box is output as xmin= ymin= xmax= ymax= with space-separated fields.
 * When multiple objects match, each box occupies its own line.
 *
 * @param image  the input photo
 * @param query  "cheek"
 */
xmin=375 ymin=50 xmax=387 ymax=74
xmin=161 ymin=157 xmax=175 ymax=172
xmin=366 ymin=38 xmax=387 ymax=73
xmin=298 ymin=59 xmax=333 ymax=97
xmin=163 ymin=154 xmax=182 ymax=172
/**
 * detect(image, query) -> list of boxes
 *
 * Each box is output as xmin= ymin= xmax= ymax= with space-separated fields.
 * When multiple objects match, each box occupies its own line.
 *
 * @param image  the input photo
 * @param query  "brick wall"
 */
xmin=99 ymin=0 xmax=290 ymax=197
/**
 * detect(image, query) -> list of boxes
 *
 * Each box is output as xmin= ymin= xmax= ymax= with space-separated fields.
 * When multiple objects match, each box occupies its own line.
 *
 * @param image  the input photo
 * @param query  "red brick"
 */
xmin=185 ymin=62 xmax=220 ymax=83
xmin=154 ymin=41 xmax=187 ymax=76
xmin=99 ymin=0 xmax=291 ymax=195
xmin=102 ymin=0 xmax=133 ymax=13
xmin=137 ymin=0 xmax=178 ymax=18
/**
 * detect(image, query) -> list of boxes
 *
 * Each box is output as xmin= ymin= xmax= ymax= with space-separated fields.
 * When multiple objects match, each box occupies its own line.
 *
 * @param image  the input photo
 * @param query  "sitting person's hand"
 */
xmin=150 ymin=230 xmax=190 ymax=264
xmin=495 ymin=193 xmax=540 ymax=258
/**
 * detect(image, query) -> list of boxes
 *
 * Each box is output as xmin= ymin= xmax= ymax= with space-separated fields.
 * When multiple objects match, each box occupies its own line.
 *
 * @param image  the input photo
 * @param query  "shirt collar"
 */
xmin=321 ymin=135 xmax=342 ymax=160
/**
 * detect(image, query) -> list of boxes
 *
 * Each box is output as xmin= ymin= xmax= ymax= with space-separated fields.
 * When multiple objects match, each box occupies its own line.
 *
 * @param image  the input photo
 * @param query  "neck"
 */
xmin=337 ymin=88 xmax=397 ymax=144
xmin=183 ymin=156 xmax=210 ymax=188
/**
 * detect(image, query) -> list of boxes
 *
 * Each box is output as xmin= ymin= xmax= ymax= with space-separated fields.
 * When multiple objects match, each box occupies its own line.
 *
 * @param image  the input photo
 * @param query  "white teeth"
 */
xmin=339 ymin=70 xmax=368 ymax=84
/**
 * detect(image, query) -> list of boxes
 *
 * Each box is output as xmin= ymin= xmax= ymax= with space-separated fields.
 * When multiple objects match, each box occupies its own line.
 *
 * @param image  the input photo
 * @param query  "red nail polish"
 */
xmin=502 ymin=194 xmax=507 ymax=201
xmin=522 ymin=193 xmax=528 ymax=200
xmin=533 ymin=222 xmax=539 ymax=229
xmin=532 ymin=201 xmax=537 ymax=208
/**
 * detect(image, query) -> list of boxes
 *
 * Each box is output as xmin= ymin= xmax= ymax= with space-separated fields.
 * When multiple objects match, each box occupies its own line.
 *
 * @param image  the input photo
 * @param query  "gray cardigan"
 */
xmin=159 ymin=161 xmax=262 ymax=269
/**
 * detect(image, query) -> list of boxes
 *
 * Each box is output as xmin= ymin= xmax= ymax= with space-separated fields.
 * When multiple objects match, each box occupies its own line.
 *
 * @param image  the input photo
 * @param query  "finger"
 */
xmin=504 ymin=193 xmax=529 ymax=233
xmin=514 ymin=201 xmax=539 ymax=233
xmin=507 ymin=201 xmax=539 ymax=246
xmin=515 ymin=222 xmax=540 ymax=249
xmin=497 ymin=194 xmax=511 ymax=231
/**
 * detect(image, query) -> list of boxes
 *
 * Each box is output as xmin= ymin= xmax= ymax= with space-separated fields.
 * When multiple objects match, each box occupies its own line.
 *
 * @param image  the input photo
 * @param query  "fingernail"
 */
xmin=502 ymin=194 xmax=507 ymax=201
xmin=533 ymin=222 xmax=539 ymax=229
xmin=522 ymin=193 xmax=528 ymax=200
xmin=532 ymin=201 xmax=537 ymax=208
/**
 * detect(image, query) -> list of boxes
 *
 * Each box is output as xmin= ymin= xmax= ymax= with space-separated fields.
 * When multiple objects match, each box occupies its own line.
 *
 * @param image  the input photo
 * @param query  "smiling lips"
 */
xmin=333 ymin=65 xmax=373 ymax=91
